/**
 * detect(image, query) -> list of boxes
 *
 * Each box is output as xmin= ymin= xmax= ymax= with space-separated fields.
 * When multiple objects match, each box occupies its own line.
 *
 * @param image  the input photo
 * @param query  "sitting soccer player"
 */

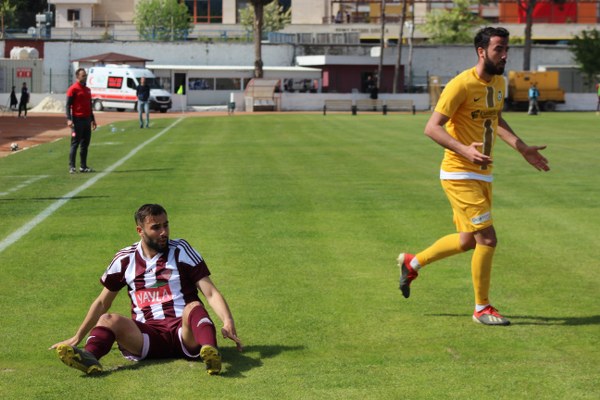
xmin=50 ymin=204 xmax=243 ymax=375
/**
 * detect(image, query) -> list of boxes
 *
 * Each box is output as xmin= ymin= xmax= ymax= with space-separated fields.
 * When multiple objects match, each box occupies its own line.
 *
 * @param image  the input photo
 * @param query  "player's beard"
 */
xmin=142 ymin=231 xmax=169 ymax=254
xmin=483 ymin=52 xmax=506 ymax=76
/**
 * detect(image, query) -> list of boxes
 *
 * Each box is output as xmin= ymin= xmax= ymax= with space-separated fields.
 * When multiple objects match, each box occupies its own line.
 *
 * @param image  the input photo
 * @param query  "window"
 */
xmin=185 ymin=0 xmax=222 ymax=24
xmin=67 ymin=9 xmax=80 ymax=21
xmin=279 ymin=0 xmax=290 ymax=12
xmin=126 ymin=78 xmax=136 ymax=90
xmin=188 ymin=78 xmax=214 ymax=90
xmin=216 ymin=78 xmax=241 ymax=91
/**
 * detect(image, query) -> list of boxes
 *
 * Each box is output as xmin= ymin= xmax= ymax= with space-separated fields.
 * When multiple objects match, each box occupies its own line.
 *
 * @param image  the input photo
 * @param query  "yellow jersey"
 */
xmin=435 ymin=67 xmax=505 ymax=181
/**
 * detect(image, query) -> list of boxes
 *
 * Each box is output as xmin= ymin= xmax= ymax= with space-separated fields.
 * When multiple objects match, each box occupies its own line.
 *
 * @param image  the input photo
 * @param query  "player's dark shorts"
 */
xmin=118 ymin=312 xmax=213 ymax=361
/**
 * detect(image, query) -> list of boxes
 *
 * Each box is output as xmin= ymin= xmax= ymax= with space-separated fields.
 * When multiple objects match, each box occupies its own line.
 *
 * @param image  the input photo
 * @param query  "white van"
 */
xmin=87 ymin=65 xmax=172 ymax=113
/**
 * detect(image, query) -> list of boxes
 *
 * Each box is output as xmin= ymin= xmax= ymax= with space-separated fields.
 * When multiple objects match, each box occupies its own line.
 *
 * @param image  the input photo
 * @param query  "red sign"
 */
xmin=135 ymin=285 xmax=173 ymax=308
xmin=107 ymin=76 xmax=123 ymax=89
xmin=16 ymin=68 xmax=32 ymax=78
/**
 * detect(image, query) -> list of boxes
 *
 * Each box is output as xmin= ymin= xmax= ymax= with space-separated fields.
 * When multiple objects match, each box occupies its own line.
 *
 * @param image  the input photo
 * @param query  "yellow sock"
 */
xmin=415 ymin=233 xmax=464 ymax=267
xmin=471 ymin=244 xmax=495 ymax=305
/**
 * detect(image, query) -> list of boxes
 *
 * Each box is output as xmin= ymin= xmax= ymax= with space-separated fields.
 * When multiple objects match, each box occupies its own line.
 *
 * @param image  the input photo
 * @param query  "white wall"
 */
xmin=40 ymin=41 xmax=578 ymax=94
xmin=43 ymin=41 xmax=296 ymax=93
xmin=53 ymin=5 xmax=94 ymax=28
xmin=292 ymin=0 xmax=328 ymax=24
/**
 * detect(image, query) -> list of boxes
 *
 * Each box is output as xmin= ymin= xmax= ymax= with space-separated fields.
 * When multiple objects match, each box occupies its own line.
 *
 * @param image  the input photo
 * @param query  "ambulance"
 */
xmin=86 ymin=65 xmax=172 ymax=113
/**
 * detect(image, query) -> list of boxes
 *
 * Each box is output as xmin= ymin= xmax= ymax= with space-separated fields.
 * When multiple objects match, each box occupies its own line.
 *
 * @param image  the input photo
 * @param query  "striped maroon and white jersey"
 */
xmin=101 ymin=239 xmax=211 ymax=325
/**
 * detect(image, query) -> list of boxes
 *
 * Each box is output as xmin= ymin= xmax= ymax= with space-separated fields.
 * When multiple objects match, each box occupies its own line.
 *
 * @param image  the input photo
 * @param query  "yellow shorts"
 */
xmin=441 ymin=179 xmax=493 ymax=233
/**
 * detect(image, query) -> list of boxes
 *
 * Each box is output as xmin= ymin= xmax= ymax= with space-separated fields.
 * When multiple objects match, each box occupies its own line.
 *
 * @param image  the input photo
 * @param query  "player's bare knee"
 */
xmin=184 ymin=301 xmax=201 ymax=313
xmin=182 ymin=301 xmax=202 ymax=320
xmin=97 ymin=313 xmax=126 ymax=330
xmin=477 ymin=236 xmax=497 ymax=247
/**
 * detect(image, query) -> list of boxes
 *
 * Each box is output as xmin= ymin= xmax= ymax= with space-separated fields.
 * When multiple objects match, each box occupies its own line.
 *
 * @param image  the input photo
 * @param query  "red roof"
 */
xmin=71 ymin=52 xmax=153 ymax=63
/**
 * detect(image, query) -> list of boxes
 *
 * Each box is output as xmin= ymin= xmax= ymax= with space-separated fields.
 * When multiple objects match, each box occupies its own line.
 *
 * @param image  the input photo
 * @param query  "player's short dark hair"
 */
xmin=135 ymin=204 xmax=167 ymax=226
xmin=75 ymin=67 xmax=87 ymax=77
xmin=474 ymin=27 xmax=510 ymax=51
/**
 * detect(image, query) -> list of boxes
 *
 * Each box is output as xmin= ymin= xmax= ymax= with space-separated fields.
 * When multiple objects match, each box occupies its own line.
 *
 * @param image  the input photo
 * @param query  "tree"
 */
xmin=570 ymin=29 xmax=600 ymax=89
xmin=134 ymin=0 xmax=191 ymax=41
xmin=239 ymin=0 xmax=290 ymax=35
xmin=516 ymin=0 xmax=537 ymax=71
xmin=392 ymin=0 xmax=409 ymax=94
xmin=422 ymin=0 xmax=484 ymax=44
xmin=7 ymin=0 xmax=46 ymax=30
xmin=377 ymin=0 xmax=386 ymax=92
xmin=241 ymin=0 xmax=290 ymax=79
xmin=0 ymin=0 xmax=17 ymax=39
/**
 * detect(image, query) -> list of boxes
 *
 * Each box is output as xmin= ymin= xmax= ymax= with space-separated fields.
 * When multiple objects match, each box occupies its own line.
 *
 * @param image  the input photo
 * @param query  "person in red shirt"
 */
xmin=66 ymin=68 xmax=97 ymax=174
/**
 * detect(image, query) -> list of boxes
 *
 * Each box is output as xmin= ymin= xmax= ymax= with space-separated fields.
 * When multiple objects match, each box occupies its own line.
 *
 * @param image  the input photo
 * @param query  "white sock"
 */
xmin=410 ymin=257 xmax=422 ymax=271
xmin=475 ymin=304 xmax=490 ymax=313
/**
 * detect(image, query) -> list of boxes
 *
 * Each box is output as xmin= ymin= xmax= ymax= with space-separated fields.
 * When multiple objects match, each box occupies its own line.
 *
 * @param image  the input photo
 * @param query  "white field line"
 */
xmin=0 ymin=175 xmax=49 ymax=197
xmin=0 ymin=117 xmax=184 ymax=255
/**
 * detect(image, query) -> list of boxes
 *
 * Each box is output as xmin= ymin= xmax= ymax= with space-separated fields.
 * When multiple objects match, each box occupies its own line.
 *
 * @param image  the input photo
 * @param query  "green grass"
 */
xmin=0 ymin=112 xmax=599 ymax=399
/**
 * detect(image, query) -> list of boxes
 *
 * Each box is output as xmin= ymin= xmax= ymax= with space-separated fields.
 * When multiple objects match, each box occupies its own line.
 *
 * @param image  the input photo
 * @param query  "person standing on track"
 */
xmin=396 ymin=27 xmax=550 ymax=326
xmin=66 ymin=68 xmax=96 ymax=174
xmin=51 ymin=203 xmax=243 ymax=376
xmin=136 ymin=77 xmax=151 ymax=128
xmin=10 ymin=86 xmax=19 ymax=111
xmin=18 ymin=82 xmax=29 ymax=118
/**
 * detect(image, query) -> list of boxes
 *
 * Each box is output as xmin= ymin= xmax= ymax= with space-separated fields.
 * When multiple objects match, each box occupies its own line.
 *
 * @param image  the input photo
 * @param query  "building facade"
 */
xmin=47 ymin=1 xmax=600 ymax=29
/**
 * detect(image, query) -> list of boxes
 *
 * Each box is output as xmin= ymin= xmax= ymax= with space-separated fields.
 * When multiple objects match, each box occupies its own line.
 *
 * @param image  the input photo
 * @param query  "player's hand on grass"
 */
xmin=221 ymin=325 xmax=243 ymax=352
xmin=523 ymin=145 xmax=550 ymax=171
xmin=49 ymin=336 xmax=80 ymax=350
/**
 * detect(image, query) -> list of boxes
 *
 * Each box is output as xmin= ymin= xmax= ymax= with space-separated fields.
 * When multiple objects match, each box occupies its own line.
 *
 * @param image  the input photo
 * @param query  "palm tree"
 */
xmin=250 ymin=0 xmax=275 ymax=78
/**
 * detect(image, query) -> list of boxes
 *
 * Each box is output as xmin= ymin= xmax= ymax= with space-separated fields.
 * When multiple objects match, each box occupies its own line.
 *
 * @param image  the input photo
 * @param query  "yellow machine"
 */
xmin=506 ymin=71 xmax=565 ymax=111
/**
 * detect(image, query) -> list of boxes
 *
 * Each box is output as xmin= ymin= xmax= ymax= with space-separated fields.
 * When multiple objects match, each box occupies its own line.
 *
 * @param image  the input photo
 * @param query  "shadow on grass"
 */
xmin=505 ymin=314 xmax=600 ymax=326
xmin=75 ymin=344 xmax=304 ymax=379
xmin=427 ymin=313 xmax=600 ymax=326
xmin=219 ymin=344 xmax=305 ymax=378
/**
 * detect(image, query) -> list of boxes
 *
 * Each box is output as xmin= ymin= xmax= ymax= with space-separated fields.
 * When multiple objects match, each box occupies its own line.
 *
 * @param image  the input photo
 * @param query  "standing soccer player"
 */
xmin=66 ymin=68 xmax=96 ymax=174
xmin=397 ymin=27 xmax=550 ymax=326
xmin=51 ymin=204 xmax=243 ymax=375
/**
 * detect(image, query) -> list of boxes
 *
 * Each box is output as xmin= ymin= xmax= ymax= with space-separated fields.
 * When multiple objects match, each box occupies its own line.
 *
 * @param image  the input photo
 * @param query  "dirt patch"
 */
xmin=0 ymin=110 xmax=228 ymax=158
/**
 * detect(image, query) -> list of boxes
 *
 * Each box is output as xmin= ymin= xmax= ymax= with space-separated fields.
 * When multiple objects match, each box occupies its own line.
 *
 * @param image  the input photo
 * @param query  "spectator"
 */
xmin=10 ymin=86 xmax=18 ymax=111
xmin=18 ymin=82 xmax=29 ymax=118
xmin=136 ymin=77 xmax=151 ymax=128
xmin=528 ymin=83 xmax=540 ymax=115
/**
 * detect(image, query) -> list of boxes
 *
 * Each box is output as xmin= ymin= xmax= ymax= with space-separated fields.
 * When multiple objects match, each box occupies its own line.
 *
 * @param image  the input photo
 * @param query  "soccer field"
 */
xmin=0 ymin=112 xmax=599 ymax=399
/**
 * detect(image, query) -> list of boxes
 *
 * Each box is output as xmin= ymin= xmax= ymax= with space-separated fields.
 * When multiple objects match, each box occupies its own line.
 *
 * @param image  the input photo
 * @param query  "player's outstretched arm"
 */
xmin=49 ymin=288 xmax=118 ymax=350
xmin=197 ymin=276 xmax=244 ymax=352
xmin=497 ymin=116 xmax=550 ymax=172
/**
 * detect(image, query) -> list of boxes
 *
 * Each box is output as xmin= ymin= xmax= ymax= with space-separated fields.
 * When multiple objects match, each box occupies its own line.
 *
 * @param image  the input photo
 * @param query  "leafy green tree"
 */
xmin=0 ymin=0 xmax=17 ymax=38
xmin=239 ymin=0 xmax=290 ymax=35
xmin=422 ymin=0 xmax=484 ymax=44
xmin=134 ymin=0 xmax=191 ymax=41
xmin=570 ymin=29 xmax=600 ymax=89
